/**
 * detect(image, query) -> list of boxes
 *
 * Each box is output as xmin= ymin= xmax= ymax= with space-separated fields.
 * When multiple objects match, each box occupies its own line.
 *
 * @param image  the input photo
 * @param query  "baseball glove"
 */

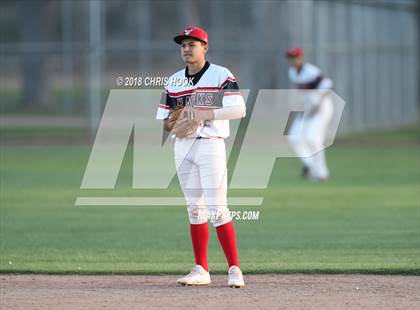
xmin=166 ymin=107 xmax=200 ymax=138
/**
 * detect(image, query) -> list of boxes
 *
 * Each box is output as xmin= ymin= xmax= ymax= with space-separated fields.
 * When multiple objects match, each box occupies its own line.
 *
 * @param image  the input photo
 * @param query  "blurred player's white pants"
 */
xmin=288 ymin=95 xmax=333 ymax=179
xmin=174 ymin=138 xmax=232 ymax=227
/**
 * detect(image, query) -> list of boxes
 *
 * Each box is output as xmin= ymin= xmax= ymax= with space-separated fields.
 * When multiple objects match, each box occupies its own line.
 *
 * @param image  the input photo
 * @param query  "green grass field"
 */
xmin=0 ymin=126 xmax=419 ymax=274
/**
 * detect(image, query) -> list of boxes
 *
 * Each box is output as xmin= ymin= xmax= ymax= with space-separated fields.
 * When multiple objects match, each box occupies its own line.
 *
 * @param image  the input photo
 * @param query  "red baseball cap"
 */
xmin=286 ymin=47 xmax=304 ymax=58
xmin=174 ymin=26 xmax=208 ymax=45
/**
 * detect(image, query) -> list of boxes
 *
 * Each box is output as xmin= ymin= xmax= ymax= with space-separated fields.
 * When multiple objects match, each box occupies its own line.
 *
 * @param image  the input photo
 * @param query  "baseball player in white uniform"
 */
xmin=286 ymin=47 xmax=333 ymax=181
xmin=156 ymin=27 xmax=246 ymax=287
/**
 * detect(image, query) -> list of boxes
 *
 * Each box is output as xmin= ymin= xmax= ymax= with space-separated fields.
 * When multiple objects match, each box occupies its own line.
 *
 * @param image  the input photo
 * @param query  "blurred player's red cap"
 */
xmin=174 ymin=26 xmax=208 ymax=45
xmin=286 ymin=47 xmax=304 ymax=58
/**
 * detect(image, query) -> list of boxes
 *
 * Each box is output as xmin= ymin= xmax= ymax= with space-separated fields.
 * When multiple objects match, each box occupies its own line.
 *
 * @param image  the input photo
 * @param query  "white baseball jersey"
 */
xmin=156 ymin=61 xmax=245 ymax=138
xmin=288 ymin=63 xmax=333 ymax=90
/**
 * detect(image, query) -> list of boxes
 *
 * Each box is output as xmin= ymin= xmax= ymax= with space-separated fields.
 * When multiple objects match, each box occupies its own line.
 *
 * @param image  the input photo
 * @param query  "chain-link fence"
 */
xmin=0 ymin=0 xmax=418 ymax=133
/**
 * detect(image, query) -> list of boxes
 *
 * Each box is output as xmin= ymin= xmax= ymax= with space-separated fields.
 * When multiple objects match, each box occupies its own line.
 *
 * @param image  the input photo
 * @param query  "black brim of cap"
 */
xmin=174 ymin=35 xmax=207 ymax=45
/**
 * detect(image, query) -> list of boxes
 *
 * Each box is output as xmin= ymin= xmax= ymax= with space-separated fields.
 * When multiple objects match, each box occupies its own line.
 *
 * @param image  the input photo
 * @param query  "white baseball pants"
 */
xmin=288 ymin=95 xmax=333 ymax=179
xmin=174 ymin=138 xmax=232 ymax=227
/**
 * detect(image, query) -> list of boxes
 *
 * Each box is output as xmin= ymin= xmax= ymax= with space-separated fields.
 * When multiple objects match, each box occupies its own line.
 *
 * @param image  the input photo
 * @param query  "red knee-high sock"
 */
xmin=216 ymin=221 xmax=239 ymax=267
xmin=190 ymin=223 xmax=209 ymax=271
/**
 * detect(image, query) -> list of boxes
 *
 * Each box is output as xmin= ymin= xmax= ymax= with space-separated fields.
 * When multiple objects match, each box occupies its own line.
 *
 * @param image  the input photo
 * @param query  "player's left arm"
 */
xmin=306 ymin=76 xmax=334 ymax=117
xmin=195 ymin=68 xmax=246 ymax=121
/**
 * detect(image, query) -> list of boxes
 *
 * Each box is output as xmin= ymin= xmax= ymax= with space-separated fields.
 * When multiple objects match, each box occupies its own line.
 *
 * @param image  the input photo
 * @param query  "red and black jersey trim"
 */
xmin=159 ymin=74 xmax=242 ymax=110
xmin=220 ymin=77 xmax=239 ymax=91
xmin=166 ymin=87 xmax=219 ymax=98
xmin=164 ymin=79 xmax=241 ymax=99
xmin=296 ymin=75 xmax=323 ymax=90
xmin=159 ymin=91 xmax=173 ymax=110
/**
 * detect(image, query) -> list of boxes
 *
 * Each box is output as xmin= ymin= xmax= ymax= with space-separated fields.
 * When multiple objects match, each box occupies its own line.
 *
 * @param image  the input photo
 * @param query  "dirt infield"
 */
xmin=1 ymin=274 xmax=419 ymax=310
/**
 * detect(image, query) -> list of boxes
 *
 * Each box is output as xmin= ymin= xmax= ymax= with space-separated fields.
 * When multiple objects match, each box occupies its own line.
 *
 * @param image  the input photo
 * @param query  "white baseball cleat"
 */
xmin=228 ymin=265 xmax=245 ymax=288
xmin=177 ymin=265 xmax=211 ymax=286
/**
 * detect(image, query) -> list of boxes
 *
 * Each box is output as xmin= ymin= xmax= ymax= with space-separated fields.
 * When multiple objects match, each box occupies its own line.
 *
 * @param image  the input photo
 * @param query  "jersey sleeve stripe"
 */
xmin=295 ymin=75 xmax=324 ymax=89
xmin=165 ymin=79 xmax=238 ymax=98
xmin=223 ymin=91 xmax=242 ymax=96
xmin=197 ymin=86 xmax=220 ymax=91
xmin=167 ymin=87 xmax=220 ymax=97
xmin=166 ymin=89 xmax=194 ymax=97
xmin=221 ymin=81 xmax=239 ymax=91
xmin=159 ymin=104 xmax=172 ymax=110
xmin=220 ymin=77 xmax=237 ymax=89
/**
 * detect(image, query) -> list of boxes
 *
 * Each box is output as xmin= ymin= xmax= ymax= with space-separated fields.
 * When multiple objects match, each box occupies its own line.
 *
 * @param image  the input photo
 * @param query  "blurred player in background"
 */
xmin=286 ymin=47 xmax=333 ymax=181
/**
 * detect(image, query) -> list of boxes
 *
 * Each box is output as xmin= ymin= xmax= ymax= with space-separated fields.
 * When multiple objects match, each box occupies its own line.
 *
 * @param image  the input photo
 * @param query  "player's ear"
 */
xmin=203 ymin=43 xmax=208 ymax=54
